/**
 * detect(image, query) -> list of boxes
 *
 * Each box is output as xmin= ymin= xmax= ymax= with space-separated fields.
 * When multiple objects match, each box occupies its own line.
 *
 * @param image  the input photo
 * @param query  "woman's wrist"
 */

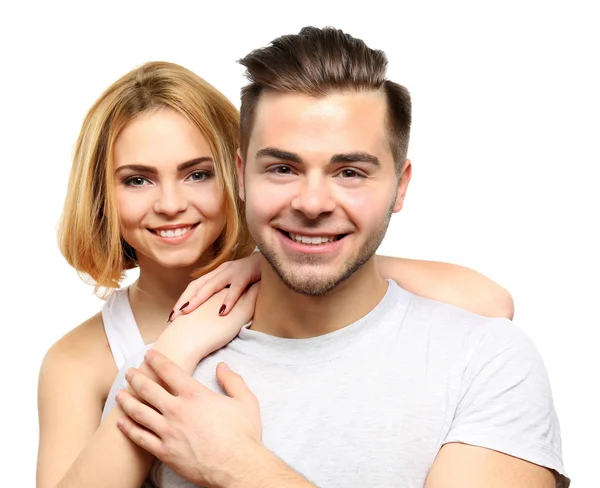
xmin=153 ymin=320 xmax=216 ymax=372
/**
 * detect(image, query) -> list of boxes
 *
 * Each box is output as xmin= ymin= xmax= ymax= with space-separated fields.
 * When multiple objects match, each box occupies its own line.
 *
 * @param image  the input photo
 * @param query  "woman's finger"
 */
xmin=170 ymin=282 xmax=204 ymax=322
xmin=170 ymin=272 xmax=220 ymax=321
xmin=219 ymin=280 xmax=254 ymax=316
xmin=177 ymin=276 xmax=230 ymax=316
xmin=222 ymin=282 xmax=261 ymax=317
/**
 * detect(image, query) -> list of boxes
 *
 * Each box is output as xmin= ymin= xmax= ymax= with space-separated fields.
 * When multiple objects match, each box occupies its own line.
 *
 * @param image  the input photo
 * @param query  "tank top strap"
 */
xmin=101 ymin=287 xmax=145 ymax=370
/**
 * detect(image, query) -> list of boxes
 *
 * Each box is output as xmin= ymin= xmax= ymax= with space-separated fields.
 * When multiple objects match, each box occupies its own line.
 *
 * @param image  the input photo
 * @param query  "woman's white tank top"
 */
xmin=101 ymin=287 xmax=161 ymax=487
xmin=101 ymin=287 xmax=146 ymax=370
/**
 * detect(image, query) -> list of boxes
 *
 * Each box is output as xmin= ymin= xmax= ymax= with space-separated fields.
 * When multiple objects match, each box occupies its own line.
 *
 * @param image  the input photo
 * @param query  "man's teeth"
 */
xmin=289 ymin=233 xmax=336 ymax=245
xmin=158 ymin=226 xmax=192 ymax=238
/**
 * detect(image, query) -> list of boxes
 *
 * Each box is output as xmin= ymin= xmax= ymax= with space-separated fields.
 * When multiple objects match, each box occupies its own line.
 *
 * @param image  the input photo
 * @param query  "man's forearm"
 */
xmin=217 ymin=444 xmax=317 ymax=488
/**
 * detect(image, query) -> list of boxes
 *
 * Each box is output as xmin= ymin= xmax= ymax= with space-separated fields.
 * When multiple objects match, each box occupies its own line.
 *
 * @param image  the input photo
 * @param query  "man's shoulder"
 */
xmin=388 ymin=282 xmax=532 ymax=355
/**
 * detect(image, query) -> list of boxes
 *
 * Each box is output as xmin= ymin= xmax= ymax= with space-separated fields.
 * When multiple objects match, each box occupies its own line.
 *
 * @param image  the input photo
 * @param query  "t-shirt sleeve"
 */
xmin=443 ymin=321 xmax=569 ymax=487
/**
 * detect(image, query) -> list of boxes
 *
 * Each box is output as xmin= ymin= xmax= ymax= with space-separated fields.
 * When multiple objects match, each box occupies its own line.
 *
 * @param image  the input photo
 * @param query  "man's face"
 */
xmin=239 ymin=90 xmax=411 ymax=296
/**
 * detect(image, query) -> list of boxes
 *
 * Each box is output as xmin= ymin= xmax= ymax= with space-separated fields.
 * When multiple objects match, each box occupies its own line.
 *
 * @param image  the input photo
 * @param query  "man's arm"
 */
xmin=425 ymin=443 xmax=556 ymax=488
xmin=431 ymin=321 xmax=568 ymax=487
xmin=220 ymin=444 xmax=317 ymax=488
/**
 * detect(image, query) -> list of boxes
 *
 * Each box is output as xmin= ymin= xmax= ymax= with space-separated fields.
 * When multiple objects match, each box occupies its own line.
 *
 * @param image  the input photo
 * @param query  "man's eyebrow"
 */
xmin=115 ymin=157 xmax=213 ymax=174
xmin=330 ymin=152 xmax=380 ymax=166
xmin=256 ymin=148 xmax=380 ymax=167
xmin=255 ymin=148 xmax=302 ymax=164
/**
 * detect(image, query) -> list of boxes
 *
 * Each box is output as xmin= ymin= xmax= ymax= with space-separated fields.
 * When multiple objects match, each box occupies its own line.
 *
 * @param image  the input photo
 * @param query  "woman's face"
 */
xmin=113 ymin=107 xmax=226 ymax=271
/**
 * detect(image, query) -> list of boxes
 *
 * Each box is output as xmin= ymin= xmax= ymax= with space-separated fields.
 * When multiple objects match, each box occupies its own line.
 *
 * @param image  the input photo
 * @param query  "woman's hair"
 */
xmin=59 ymin=61 xmax=254 ymax=296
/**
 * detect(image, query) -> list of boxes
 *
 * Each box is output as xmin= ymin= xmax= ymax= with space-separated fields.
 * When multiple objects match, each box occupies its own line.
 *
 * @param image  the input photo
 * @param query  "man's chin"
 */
xmin=281 ymin=278 xmax=338 ymax=297
xmin=275 ymin=266 xmax=347 ymax=296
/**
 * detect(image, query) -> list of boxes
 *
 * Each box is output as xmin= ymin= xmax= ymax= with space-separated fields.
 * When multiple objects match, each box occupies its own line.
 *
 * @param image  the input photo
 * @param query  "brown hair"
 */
xmin=59 ymin=61 xmax=254 ymax=296
xmin=238 ymin=26 xmax=412 ymax=173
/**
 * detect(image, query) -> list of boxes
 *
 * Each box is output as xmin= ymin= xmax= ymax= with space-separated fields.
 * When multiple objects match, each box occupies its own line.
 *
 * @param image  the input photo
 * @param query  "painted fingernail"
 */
xmin=167 ymin=310 xmax=174 ymax=322
xmin=219 ymin=304 xmax=226 ymax=315
xmin=179 ymin=301 xmax=189 ymax=311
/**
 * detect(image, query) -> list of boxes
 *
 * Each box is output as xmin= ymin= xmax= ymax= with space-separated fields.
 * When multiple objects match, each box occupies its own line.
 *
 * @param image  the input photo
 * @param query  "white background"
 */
xmin=1 ymin=0 xmax=597 ymax=485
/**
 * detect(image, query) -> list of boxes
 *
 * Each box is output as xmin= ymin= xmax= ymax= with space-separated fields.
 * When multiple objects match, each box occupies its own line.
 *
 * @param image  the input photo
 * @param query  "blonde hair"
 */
xmin=59 ymin=61 xmax=254 ymax=296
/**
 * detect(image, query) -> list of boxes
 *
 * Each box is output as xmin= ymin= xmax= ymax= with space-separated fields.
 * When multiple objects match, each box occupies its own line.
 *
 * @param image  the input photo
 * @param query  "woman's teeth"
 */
xmin=157 ymin=226 xmax=192 ymax=238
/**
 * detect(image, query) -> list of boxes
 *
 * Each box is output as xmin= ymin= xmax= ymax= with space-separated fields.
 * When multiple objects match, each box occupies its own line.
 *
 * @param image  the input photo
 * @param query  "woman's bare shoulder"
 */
xmin=39 ymin=313 xmax=118 ymax=400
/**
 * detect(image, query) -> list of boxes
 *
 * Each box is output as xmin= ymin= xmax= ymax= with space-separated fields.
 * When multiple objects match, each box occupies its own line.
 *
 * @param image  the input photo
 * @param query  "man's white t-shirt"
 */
xmin=104 ymin=281 xmax=569 ymax=487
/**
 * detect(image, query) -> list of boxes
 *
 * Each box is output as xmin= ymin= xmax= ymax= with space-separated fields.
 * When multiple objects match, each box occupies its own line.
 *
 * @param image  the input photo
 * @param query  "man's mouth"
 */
xmin=279 ymin=230 xmax=347 ymax=246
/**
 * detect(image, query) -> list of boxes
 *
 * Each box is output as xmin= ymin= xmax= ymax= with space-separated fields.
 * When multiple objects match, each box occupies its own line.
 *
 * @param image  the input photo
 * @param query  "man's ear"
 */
xmin=392 ymin=159 xmax=412 ymax=213
xmin=236 ymin=148 xmax=245 ymax=202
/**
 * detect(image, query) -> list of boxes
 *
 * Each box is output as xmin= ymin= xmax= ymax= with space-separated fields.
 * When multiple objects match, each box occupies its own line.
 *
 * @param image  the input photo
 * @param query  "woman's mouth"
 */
xmin=149 ymin=223 xmax=199 ymax=239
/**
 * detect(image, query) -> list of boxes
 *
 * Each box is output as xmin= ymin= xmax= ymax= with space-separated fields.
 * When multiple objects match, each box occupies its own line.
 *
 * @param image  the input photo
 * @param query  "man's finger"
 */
xmin=117 ymin=415 xmax=165 ymax=459
xmin=144 ymin=351 xmax=206 ymax=397
xmin=216 ymin=363 xmax=257 ymax=406
xmin=125 ymin=368 xmax=173 ymax=415
xmin=116 ymin=389 xmax=169 ymax=438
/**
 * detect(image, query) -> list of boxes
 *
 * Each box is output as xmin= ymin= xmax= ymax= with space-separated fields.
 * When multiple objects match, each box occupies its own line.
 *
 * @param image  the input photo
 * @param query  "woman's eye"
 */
xmin=188 ymin=170 xmax=211 ymax=181
xmin=124 ymin=176 xmax=149 ymax=186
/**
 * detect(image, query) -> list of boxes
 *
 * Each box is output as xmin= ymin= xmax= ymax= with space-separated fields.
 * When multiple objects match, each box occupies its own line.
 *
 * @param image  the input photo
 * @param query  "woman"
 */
xmin=37 ymin=61 xmax=513 ymax=488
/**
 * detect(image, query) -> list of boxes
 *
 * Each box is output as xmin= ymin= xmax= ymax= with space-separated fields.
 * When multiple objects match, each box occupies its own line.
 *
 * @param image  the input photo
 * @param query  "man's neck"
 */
xmin=251 ymin=257 xmax=389 ymax=339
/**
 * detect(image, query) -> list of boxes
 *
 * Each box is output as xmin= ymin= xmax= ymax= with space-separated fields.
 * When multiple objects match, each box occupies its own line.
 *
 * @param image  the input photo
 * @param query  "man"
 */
xmin=115 ymin=26 xmax=568 ymax=487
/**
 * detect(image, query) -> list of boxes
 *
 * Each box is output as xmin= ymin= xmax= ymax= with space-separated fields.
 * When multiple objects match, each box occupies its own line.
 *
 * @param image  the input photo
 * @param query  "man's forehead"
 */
xmin=255 ymin=89 xmax=387 ymax=121
xmin=249 ymin=90 xmax=391 ymax=159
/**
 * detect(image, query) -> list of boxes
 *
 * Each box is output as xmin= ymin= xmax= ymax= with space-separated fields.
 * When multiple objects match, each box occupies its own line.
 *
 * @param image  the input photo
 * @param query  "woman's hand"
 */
xmin=170 ymin=252 xmax=262 ymax=322
xmin=156 ymin=283 xmax=260 ymax=370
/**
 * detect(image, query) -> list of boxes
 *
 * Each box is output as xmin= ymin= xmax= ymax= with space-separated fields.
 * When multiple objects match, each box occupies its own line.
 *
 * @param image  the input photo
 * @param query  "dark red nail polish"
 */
xmin=219 ymin=304 xmax=226 ymax=315
xmin=179 ymin=301 xmax=189 ymax=311
xmin=167 ymin=310 xmax=174 ymax=322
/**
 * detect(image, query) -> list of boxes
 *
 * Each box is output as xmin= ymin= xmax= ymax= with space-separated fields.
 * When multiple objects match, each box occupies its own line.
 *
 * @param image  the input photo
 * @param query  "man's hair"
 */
xmin=238 ymin=26 xmax=412 ymax=173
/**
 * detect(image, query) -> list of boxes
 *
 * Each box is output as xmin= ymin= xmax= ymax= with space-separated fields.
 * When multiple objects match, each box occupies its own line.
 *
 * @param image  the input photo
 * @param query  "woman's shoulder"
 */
xmin=39 ymin=313 xmax=118 ymax=401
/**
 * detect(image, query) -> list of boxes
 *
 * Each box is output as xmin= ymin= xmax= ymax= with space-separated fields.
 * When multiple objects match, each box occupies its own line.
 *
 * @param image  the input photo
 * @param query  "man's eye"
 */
xmin=274 ymin=166 xmax=293 ymax=174
xmin=339 ymin=169 xmax=361 ymax=178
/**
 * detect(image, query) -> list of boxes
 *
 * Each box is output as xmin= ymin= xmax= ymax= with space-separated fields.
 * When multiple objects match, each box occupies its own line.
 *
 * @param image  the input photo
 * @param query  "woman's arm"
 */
xmin=37 ymin=287 xmax=258 ymax=488
xmin=172 ymin=252 xmax=514 ymax=321
xmin=376 ymin=256 xmax=514 ymax=319
xmin=37 ymin=315 xmax=154 ymax=488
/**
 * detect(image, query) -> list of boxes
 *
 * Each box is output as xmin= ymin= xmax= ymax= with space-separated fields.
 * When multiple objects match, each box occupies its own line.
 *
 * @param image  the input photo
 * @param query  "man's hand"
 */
xmin=115 ymin=350 xmax=262 ymax=487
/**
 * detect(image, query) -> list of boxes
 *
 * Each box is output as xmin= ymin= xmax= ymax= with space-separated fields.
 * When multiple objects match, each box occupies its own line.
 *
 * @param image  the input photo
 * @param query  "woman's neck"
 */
xmin=127 ymin=258 xmax=198 ymax=342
